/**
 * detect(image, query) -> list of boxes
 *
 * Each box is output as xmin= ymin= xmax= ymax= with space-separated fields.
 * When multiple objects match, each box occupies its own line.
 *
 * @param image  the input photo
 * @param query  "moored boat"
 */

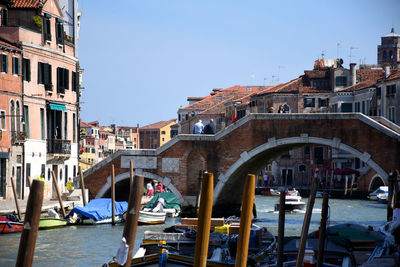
xmin=138 ymin=210 xmax=166 ymax=225
xmin=39 ymin=218 xmax=67 ymax=230
xmin=368 ymin=186 xmax=388 ymax=202
xmin=0 ymin=215 xmax=23 ymax=234
xmin=66 ymin=198 xmax=128 ymax=225
xmin=137 ymin=192 xmax=180 ymax=224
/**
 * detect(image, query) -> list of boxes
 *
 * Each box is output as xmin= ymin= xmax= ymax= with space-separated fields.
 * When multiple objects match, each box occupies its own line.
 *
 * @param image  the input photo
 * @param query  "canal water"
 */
xmin=0 ymin=196 xmax=387 ymax=266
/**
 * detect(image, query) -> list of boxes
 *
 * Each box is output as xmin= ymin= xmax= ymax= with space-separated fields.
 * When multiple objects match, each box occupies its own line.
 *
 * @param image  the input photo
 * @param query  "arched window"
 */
xmin=389 ymin=50 xmax=393 ymax=59
xmin=16 ymin=101 xmax=20 ymax=133
xmin=10 ymin=100 xmax=15 ymax=134
xmin=383 ymin=50 xmax=387 ymax=60
xmin=283 ymin=104 xmax=290 ymax=113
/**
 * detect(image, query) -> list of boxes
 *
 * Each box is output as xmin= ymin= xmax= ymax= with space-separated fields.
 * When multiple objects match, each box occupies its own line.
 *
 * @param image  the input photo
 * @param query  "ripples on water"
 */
xmin=0 ymin=196 xmax=386 ymax=266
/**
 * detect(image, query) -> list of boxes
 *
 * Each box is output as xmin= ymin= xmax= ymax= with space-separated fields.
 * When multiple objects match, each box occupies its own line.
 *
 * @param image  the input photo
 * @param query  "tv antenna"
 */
xmin=337 ymin=41 xmax=343 ymax=59
xmin=349 ymin=46 xmax=358 ymax=63
xmin=277 ymin=65 xmax=285 ymax=84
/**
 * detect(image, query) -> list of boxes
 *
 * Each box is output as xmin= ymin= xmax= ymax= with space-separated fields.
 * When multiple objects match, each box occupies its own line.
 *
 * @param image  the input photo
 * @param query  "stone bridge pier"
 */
xmin=83 ymin=113 xmax=400 ymax=217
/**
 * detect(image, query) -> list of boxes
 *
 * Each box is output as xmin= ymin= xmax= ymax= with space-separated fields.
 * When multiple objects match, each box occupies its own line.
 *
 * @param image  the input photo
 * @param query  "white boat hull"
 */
xmin=138 ymin=211 xmax=166 ymax=225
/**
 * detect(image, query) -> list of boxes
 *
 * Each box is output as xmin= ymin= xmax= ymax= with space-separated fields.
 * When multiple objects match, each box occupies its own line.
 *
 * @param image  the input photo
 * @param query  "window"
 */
xmin=38 ymin=62 xmax=52 ymax=89
xmin=40 ymin=108 xmax=45 ymax=140
xmin=318 ymin=98 xmax=329 ymax=108
xmin=162 ymin=138 xmax=165 ymax=142
xmin=23 ymin=105 xmax=29 ymax=138
xmin=41 ymin=164 xmax=45 ymax=178
xmin=91 ymin=148 xmax=95 ymax=153
xmin=1 ymin=54 xmax=8 ymax=73
xmin=73 ymin=113 xmax=76 ymax=142
xmin=383 ymin=51 xmax=387 ymax=60
xmin=362 ymin=101 xmax=366 ymax=114
xmin=72 ymin=71 xmax=79 ymax=92
xmin=1 ymin=9 xmax=8 ymax=26
xmin=304 ymin=146 xmax=310 ymax=155
xmin=10 ymin=100 xmax=15 ymax=133
xmin=161 ymin=131 xmax=166 ymax=135
xmin=335 ymin=76 xmax=347 ymax=87
xmin=185 ymin=114 xmax=188 ymax=120
xmin=16 ymin=101 xmax=20 ymax=133
xmin=355 ymin=102 xmax=360 ymax=112
xmin=64 ymin=165 xmax=68 ymax=186
xmin=57 ymin=67 xmax=69 ymax=93
xmin=304 ymin=98 xmax=315 ymax=108
xmin=389 ymin=107 xmax=396 ymax=123
xmin=43 ymin=15 xmax=51 ymax=41
xmin=0 ymin=110 xmax=5 ymax=130
xmin=12 ymin=57 xmax=20 ymax=75
xmin=64 ymin=112 xmax=67 ymax=139
xmin=386 ymin=85 xmax=396 ymax=95
xmin=73 ymin=165 xmax=76 ymax=178
xmin=341 ymin=103 xmax=352 ymax=112
xmin=314 ymin=147 xmax=324 ymax=165
xmin=22 ymin=58 xmax=30 ymax=81
xmin=299 ymin=165 xmax=306 ymax=172
xmin=56 ymin=19 xmax=64 ymax=45
xmin=389 ymin=51 xmax=393 ymax=59
xmin=377 ymin=87 xmax=381 ymax=98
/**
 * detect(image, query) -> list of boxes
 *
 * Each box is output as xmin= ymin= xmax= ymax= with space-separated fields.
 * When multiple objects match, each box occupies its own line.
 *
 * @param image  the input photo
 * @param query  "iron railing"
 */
xmin=47 ymin=139 xmax=71 ymax=154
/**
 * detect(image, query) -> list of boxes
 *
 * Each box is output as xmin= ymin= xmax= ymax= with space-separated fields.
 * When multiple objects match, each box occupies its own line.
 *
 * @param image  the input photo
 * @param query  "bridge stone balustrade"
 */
xmin=83 ymin=113 xmax=400 ymax=216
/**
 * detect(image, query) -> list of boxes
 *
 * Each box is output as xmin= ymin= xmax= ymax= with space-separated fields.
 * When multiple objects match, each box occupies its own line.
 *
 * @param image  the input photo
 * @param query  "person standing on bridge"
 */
xmin=146 ymin=182 xmax=154 ymax=198
xmin=193 ymin=120 xmax=204 ymax=134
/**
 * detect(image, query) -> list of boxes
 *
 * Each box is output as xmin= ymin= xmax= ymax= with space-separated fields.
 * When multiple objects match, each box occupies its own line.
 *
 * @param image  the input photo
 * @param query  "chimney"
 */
xmin=350 ymin=63 xmax=356 ymax=86
xmin=384 ymin=65 xmax=391 ymax=78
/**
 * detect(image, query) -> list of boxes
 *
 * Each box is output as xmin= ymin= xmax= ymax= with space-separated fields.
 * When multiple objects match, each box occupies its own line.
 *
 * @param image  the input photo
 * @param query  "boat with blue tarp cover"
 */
xmin=66 ymin=198 xmax=128 ymax=224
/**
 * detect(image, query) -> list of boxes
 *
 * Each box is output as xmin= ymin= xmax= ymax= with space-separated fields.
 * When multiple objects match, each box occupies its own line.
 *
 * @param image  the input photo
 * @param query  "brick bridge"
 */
xmin=83 ymin=113 xmax=400 ymax=216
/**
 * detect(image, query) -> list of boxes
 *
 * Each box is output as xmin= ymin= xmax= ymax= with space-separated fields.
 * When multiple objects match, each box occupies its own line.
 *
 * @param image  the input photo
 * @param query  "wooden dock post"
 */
xmin=121 ymin=175 xmax=144 ymax=267
xmin=235 ymin=174 xmax=255 ymax=267
xmin=194 ymin=172 xmax=214 ymax=267
xmin=10 ymin=177 xmax=22 ymax=221
xmin=15 ymin=179 xmax=44 ymax=267
xmin=277 ymin=188 xmax=286 ymax=267
xmin=296 ymin=177 xmax=318 ymax=267
xmin=79 ymin=167 xmax=87 ymax=206
xmin=129 ymin=160 xmax=134 ymax=189
xmin=317 ymin=192 xmax=329 ymax=267
xmin=51 ymin=171 xmax=66 ymax=218
xmin=111 ymin=164 xmax=116 ymax=225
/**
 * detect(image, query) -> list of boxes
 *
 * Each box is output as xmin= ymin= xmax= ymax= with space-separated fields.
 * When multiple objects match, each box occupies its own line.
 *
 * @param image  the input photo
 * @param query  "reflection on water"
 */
xmin=0 ymin=196 xmax=386 ymax=267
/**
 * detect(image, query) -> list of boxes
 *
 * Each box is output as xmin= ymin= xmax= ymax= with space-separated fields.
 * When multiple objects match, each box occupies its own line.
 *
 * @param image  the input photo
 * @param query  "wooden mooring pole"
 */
xmin=296 ymin=177 xmax=318 ymax=267
xmin=277 ymin=188 xmax=286 ymax=267
xmin=15 ymin=179 xmax=44 ymax=267
xmin=10 ymin=177 xmax=22 ymax=221
xmin=235 ymin=174 xmax=255 ymax=267
xmin=317 ymin=192 xmax=329 ymax=267
xmin=129 ymin=160 xmax=134 ymax=189
xmin=194 ymin=172 xmax=214 ymax=267
xmin=79 ymin=167 xmax=87 ymax=206
xmin=121 ymin=175 xmax=144 ymax=267
xmin=111 ymin=164 xmax=116 ymax=225
xmin=51 ymin=171 xmax=66 ymax=218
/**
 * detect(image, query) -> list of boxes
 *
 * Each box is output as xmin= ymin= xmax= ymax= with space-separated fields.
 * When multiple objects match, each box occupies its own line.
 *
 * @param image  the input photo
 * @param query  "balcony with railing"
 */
xmin=10 ymin=131 xmax=25 ymax=144
xmin=47 ymin=139 xmax=71 ymax=161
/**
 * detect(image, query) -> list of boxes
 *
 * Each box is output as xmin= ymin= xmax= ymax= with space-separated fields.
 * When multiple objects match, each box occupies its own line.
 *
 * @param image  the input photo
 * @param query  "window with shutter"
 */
xmin=56 ymin=20 xmax=64 ymax=45
xmin=1 ymin=54 xmax=8 ymax=73
xmin=43 ymin=16 xmax=51 ymax=41
xmin=1 ymin=9 xmax=8 ymax=26
xmin=22 ymin=58 xmax=30 ymax=82
xmin=64 ymin=69 xmax=69 ymax=90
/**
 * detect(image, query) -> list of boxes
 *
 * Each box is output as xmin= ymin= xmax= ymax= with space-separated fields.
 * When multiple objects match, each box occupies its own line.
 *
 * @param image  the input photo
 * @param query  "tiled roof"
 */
xmin=337 ymin=80 xmax=377 ymax=93
xmin=140 ymin=119 xmax=176 ymax=130
xmin=10 ymin=0 xmax=43 ymax=8
xmin=180 ymin=85 xmax=267 ymax=112
xmin=304 ymin=70 xmax=330 ymax=79
xmin=357 ymin=69 xmax=384 ymax=82
xmin=80 ymin=121 xmax=92 ymax=128
xmin=379 ymin=70 xmax=400 ymax=82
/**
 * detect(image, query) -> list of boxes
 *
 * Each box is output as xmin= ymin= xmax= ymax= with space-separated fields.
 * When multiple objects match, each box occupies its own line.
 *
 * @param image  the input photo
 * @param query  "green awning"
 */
xmin=49 ymin=103 xmax=66 ymax=111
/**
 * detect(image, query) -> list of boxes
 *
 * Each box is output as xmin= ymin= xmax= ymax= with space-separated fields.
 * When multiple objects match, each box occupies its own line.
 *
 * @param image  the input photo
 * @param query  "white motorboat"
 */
xmin=368 ymin=186 xmax=388 ymax=202
xmin=274 ymin=189 xmax=306 ymax=212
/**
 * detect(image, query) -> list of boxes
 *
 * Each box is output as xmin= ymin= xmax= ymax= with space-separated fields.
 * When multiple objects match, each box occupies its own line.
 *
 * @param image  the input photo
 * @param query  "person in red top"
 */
xmin=156 ymin=182 xmax=164 ymax=193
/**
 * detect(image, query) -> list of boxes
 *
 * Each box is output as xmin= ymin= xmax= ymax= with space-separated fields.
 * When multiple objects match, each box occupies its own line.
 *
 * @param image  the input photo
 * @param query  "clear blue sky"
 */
xmin=78 ymin=0 xmax=400 ymax=127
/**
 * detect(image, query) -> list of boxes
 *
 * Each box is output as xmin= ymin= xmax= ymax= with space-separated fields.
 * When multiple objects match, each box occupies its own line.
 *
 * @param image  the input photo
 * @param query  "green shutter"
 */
xmin=17 ymin=57 xmax=20 ymax=75
xmin=64 ymin=69 xmax=69 ymax=89
xmin=27 ymin=59 xmax=30 ymax=81
xmin=38 ymin=62 xmax=42 ymax=84
xmin=5 ymin=55 xmax=8 ymax=73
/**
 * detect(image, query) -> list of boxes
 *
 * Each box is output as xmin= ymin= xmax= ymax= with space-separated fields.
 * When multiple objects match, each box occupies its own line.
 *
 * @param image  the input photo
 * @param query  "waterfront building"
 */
xmin=376 ymin=69 xmax=400 ymax=126
xmin=0 ymin=0 xmax=82 ymax=199
xmin=99 ymin=125 xmax=115 ymax=158
xmin=115 ymin=126 xmax=139 ymax=149
xmin=139 ymin=119 xmax=176 ymax=149
xmin=0 ymin=37 xmax=23 ymax=199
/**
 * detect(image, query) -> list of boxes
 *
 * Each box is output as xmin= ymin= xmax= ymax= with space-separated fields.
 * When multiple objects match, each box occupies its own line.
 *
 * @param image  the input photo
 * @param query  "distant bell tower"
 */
xmin=377 ymin=28 xmax=400 ymax=70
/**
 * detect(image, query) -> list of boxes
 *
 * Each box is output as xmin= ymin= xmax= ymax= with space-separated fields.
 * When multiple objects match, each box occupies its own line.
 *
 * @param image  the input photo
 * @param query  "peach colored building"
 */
xmin=0 ymin=0 xmax=81 ymax=199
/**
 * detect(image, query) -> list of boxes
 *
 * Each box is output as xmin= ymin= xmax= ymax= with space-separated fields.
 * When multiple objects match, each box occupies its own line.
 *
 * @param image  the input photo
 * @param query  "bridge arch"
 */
xmin=214 ymin=134 xmax=388 ymax=204
xmin=368 ymin=174 xmax=385 ymax=192
xmin=95 ymin=170 xmax=187 ymax=205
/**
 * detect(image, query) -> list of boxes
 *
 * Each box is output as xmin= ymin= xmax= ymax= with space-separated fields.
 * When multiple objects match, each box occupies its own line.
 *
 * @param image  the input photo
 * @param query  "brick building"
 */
xmin=139 ymin=119 xmax=176 ymax=149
